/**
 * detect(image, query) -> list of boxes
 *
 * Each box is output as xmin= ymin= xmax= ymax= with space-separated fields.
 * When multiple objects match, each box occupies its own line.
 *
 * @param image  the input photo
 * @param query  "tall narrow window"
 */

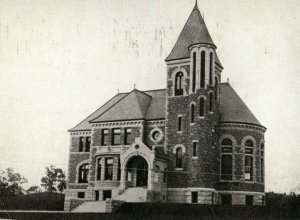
xmin=190 ymin=104 xmax=195 ymax=123
xmin=117 ymin=157 xmax=121 ymax=181
xmin=215 ymin=77 xmax=218 ymax=100
xmin=261 ymin=143 xmax=264 ymax=182
xmin=200 ymin=51 xmax=205 ymax=88
xmin=192 ymin=142 xmax=198 ymax=157
xmin=163 ymin=168 xmax=167 ymax=183
xmin=112 ymin=128 xmax=121 ymax=145
xmin=245 ymin=156 xmax=253 ymax=181
xmin=85 ymin=137 xmax=91 ymax=152
xmin=199 ymin=97 xmax=205 ymax=117
xmin=175 ymin=72 xmax=184 ymax=96
xmin=191 ymin=192 xmax=198 ymax=203
xmin=176 ymin=148 xmax=183 ymax=168
xmin=101 ymin=129 xmax=108 ymax=146
xmin=221 ymin=138 xmax=233 ymax=180
xmin=96 ymin=158 xmax=101 ymax=180
xmin=105 ymin=158 xmax=114 ymax=180
xmin=209 ymin=52 xmax=213 ymax=85
xmin=192 ymin=52 xmax=196 ymax=92
xmin=209 ymin=92 xmax=214 ymax=112
xmin=79 ymin=164 xmax=89 ymax=183
xmin=178 ymin=116 xmax=182 ymax=132
xmin=79 ymin=137 xmax=84 ymax=152
xmin=124 ymin=128 xmax=132 ymax=145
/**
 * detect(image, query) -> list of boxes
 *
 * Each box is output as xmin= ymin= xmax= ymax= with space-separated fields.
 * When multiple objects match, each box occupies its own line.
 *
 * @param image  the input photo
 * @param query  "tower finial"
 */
xmin=194 ymin=0 xmax=198 ymax=9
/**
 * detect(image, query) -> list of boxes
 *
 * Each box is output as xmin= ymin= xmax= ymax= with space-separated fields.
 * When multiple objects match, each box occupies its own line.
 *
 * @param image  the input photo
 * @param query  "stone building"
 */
xmin=65 ymin=2 xmax=266 ymax=211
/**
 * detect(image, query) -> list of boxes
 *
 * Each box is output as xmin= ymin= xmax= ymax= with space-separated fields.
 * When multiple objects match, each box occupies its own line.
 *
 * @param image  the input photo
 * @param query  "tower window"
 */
xmin=221 ymin=155 xmax=232 ymax=180
xmin=209 ymin=52 xmax=213 ymax=85
xmin=178 ymin=116 xmax=182 ymax=132
xmin=105 ymin=158 xmax=114 ymax=180
xmin=101 ymin=129 xmax=108 ymax=146
xmin=200 ymin=51 xmax=205 ymax=88
xmin=245 ymin=140 xmax=254 ymax=154
xmin=175 ymin=72 xmax=184 ymax=96
xmin=124 ymin=128 xmax=132 ymax=145
xmin=190 ymin=104 xmax=195 ymax=123
xmin=215 ymin=77 xmax=218 ymax=100
xmin=245 ymin=155 xmax=253 ymax=181
xmin=175 ymin=148 xmax=183 ymax=168
xmin=209 ymin=92 xmax=214 ymax=112
xmin=163 ymin=168 xmax=167 ymax=183
xmin=261 ymin=158 xmax=264 ymax=183
xmin=78 ymin=164 xmax=89 ymax=183
xmin=192 ymin=52 xmax=196 ymax=92
xmin=199 ymin=97 xmax=205 ymax=117
xmin=192 ymin=142 xmax=198 ymax=157
xmin=112 ymin=128 xmax=121 ymax=145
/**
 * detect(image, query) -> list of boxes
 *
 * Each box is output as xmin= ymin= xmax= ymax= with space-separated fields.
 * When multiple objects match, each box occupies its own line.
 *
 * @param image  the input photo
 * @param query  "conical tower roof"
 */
xmin=166 ymin=4 xmax=215 ymax=61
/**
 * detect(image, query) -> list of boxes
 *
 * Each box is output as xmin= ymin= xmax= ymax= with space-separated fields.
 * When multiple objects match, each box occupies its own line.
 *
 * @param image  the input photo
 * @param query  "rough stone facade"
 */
xmin=64 ymin=3 xmax=266 ymax=212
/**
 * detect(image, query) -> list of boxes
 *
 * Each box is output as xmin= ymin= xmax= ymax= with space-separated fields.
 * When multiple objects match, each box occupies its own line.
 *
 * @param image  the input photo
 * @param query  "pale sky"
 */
xmin=0 ymin=0 xmax=299 ymax=193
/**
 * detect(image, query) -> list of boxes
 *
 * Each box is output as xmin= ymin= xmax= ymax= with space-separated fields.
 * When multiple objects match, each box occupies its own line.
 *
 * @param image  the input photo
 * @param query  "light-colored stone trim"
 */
xmin=146 ymin=120 xmax=166 ymax=126
xmin=172 ymin=144 xmax=186 ymax=154
xmin=70 ymin=131 xmax=92 ymax=136
xmin=91 ymin=120 xmax=143 ymax=128
xmin=241 ymin=135 xmax=257 ymax=147
xmin=218 ymin=190 xmax=265 ymax=196
xmin=149 ymin=127 xmax=164 ymax=143
xmin=220 ymin=123 xmax=266 ymax=133
xmin=75 ymin=159 xmax=92 ymax=184
xmin=166 ymin=58 xmax=190 ymax=66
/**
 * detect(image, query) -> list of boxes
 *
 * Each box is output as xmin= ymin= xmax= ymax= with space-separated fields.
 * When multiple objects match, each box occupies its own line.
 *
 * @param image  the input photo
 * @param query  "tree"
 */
xmin=41 ymin=166 xmax=67 ymax=193
xmin=0 ymin=167 xmax=27 ymax=196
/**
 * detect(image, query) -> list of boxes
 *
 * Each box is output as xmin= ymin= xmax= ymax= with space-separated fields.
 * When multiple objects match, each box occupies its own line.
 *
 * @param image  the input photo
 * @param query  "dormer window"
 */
xmin=175 ymin=72 xmax=184 ymax=96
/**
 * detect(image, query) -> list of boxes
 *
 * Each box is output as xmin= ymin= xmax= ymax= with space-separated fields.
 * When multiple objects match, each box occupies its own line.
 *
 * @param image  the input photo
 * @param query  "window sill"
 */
xmin=190 ymin=123 xmax=195 ymax=126
xmin=198 ymin=116 xmax=205 ymax=119
xmin=192 ymin=156 xmax=198 ymax=159
xmin=209 ymin=111 xmax=214 ymax=114
xmin=177 ymin=131 xmax=182 ymax=134
xmin=175 ymin=168 xmax=183 ymax=171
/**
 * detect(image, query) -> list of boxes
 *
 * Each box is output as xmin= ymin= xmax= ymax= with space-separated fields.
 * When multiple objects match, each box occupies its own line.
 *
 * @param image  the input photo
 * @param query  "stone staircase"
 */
xmin=72 ymin=201 xmax=106 ymax=213
xmin=116 ymin=187 xmax=148 ymax=202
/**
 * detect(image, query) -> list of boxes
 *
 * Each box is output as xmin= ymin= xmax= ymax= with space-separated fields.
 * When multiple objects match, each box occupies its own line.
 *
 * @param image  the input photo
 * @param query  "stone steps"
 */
xmin=72 ymin=201 xmax=106 ymax=213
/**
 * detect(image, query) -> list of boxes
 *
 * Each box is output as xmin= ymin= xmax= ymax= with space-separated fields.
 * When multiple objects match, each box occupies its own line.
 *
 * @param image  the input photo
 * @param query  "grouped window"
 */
xmin=200 ymin=51 xmax=205 ymax=88
xmin=192 ymin=52 xmax=196 ymax=93
xmin=79 ymin=137 xmax=91 ymax=152
xmin=175 ymin=148 xmax=183 ymax=168
xmin=244 ymin=140 xmax=254 ymax=181
xmin=101 ymin=129 xmax=108 ymax=146
xmin=209 ymin=52 xmax=213 ymax=85
xmin=221 ymin=138 xmax=233 ymax=180
xmin=104 ymin=158 xmax=114 ymax=180
xmin=175 ymin=72 xmax=184 ymax=96
xmin=261 ymin=143 xmax=265 ymax=182
xmin=124 ymin=128 xmax=132 ymax=145
xmin=112 ymin=128 xmax=121 ymax=145
xmin=78 ymin=163 xmax=89 ymax=183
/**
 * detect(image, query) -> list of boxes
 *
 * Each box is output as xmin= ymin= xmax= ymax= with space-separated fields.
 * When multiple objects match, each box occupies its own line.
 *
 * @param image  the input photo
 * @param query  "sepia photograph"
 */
xmin=0 ymin=0 xmax=299 ymax=219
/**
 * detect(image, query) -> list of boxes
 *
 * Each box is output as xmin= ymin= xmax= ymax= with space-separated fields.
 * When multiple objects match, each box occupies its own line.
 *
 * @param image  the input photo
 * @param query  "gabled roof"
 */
xmin=27 ymin=186 xmax=41 ymax=192
xmin=166 ymin=4 xmax=215 ymax=61
xmin=90 ymin=89 xmax=152 ymax=123
xmin=219 ymin=83 xmax=263 ymax=126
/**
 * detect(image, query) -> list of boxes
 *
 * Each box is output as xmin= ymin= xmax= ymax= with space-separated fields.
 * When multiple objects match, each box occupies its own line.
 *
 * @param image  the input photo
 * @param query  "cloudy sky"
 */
xmin=0 ymin=0 xmax=299 ymax=193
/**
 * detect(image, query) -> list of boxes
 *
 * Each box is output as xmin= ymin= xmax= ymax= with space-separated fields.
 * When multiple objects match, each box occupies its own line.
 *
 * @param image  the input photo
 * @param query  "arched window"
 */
xmin=245 ymin=140 xmax=254 ymax=147
xmin=261 ymin=143 xmax=264 ymax=182
xmin=209 ymin=92 xmax=214 ymax=112
xmin=215 ymin=77 xmax=218 ymax=100
xmin=176 ymin=148 xmax=183 ymax=168
xmin=209 ymin=52 xmax=213 ymax=85
xmin=200 ymin=51 xmax=205 ymax=88
xmin=199 ymin=97 xmax=205 ymax=117
xmin=190 ymin=104 xmax=195 ymax=123
xmin=175 ymin=72 xmax=184 ymax=96
xmin=192 ymin=52 xmax=196 ymax=92
xmin=79 ymin=164 xmax=89 ymax=183
xmin=221 ymin=138 xmax=233 ymax=180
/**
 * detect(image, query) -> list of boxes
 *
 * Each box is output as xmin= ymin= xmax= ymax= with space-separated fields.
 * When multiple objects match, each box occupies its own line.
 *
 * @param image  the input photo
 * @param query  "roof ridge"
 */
xmin=89 ymin=92 xmax=132 ymax=123
xmin=142 ymin=88 xmax=166 ymax=92
xmin=134 ymin=88 xmax=153 ymax=98
xmin=68 ymin=93 xmax=124 ymax=131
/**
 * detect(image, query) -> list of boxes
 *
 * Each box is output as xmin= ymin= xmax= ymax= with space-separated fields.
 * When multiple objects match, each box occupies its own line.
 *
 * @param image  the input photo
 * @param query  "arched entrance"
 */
xmin=126 ymin=156 xmax=148 ymax=187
